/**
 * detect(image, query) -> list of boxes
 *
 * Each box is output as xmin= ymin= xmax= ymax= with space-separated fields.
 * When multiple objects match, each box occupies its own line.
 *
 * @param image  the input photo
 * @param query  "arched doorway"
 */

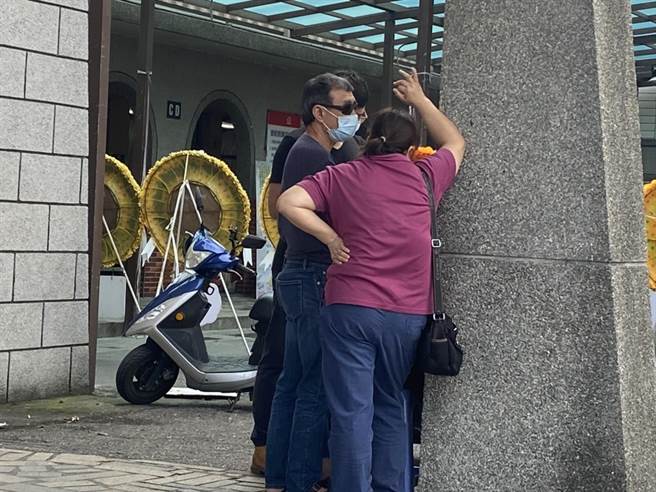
xmin=103 ymin=73 xmax=159 ymax=319
xmin=106 ymin=72 xmax=158 ymax=168
xmin=188 ymin=91 xmax=254 ymax=197
xmin=188 ymin=92 xmax=255 ymax=297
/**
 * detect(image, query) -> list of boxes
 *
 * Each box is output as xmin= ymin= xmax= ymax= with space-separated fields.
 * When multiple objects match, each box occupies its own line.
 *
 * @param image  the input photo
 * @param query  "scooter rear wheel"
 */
xmin=116 ymin=343 xmax=179 ymax=404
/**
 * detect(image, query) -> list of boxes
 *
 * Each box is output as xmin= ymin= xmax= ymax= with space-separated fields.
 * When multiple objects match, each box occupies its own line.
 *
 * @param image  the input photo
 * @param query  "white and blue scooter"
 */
xmin=115 ymin=226 xmax=270 ymax=405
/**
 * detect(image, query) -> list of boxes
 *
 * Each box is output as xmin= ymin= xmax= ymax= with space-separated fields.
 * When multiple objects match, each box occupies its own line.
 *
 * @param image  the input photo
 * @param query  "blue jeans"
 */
xmin=320 ymin=304 xmax=426 ymax=492
xmin=265 ymin=260 xmax=328 ymax=491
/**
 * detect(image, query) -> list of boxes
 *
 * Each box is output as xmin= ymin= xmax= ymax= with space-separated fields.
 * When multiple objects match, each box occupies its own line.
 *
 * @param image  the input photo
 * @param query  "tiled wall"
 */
xmin=0 ymin=0 xmax=90 ymax=402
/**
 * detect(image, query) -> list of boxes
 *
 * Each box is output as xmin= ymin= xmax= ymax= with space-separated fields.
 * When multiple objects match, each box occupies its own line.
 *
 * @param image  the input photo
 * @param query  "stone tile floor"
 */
xmin=0 ymin=448 xmax=264 ymax=492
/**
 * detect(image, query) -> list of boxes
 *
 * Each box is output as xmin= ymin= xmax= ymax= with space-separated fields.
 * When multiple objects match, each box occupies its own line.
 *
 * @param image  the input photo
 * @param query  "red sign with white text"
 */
xmin=266 ymin=110 xmax=302 ymax=166
xmin=267 ymin=110 xmax=302 ymax=128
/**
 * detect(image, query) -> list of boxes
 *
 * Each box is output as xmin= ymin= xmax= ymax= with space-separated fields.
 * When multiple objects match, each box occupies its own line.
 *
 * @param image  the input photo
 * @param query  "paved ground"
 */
xmin=0 ymin=392 xmax=256 ymax=470
xmin=0 ymin=393 xmax=263 ymax=491
xmin=0 ymin=327 xmax=264 ymax=491
xmin=0 ymin=448 xmax=264 ymax=491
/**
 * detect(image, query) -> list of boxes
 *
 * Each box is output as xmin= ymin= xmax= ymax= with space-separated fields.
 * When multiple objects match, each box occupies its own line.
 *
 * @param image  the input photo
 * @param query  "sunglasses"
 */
xmin=322 ymin=102 xmax=356 ymax=115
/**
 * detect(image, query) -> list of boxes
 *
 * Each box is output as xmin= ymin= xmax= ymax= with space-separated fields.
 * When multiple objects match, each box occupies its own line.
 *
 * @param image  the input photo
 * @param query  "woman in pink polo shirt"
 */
xmin=277 ymin=69 xmax=465 ymax=492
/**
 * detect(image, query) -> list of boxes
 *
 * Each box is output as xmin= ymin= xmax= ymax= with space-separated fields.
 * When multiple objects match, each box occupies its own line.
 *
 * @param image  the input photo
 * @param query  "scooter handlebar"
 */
xmin=233 ymin=263 xmax=255 ymax=276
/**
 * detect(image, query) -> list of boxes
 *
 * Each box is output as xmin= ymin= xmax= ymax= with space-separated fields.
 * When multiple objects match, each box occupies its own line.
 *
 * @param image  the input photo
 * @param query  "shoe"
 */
xmin=250 ymin=446 xmax=266 ymax=476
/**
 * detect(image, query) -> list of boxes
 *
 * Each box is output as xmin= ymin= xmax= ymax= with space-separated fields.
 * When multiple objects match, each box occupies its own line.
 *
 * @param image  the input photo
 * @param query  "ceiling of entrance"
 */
xmin=155 ymin=0 xmax=656 ymax=82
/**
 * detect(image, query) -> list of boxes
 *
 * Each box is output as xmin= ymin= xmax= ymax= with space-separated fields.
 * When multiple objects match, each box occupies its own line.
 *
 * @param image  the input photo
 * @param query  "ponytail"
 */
xmin=363 ymin=136 xmax=396 ymax=155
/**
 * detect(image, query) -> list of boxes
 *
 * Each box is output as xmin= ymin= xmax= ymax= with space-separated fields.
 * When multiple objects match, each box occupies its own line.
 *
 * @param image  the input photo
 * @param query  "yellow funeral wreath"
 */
xmin=140 ymin=150 xmax=251 ymax=260
xmin=259 ymin=175 xmax=280 ymax=248
xmin=644 ymin=180 xmax=656 ymax=290
xmin=102 ymin=155 xmax=142 ymax=268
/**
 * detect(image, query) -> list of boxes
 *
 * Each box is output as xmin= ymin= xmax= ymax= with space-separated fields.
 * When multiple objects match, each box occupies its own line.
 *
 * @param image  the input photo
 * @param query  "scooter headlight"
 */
xmin=133 ymin=303 xmax=167 ymax=326
xmin=185 ymin=249 xmax=211 ymax=269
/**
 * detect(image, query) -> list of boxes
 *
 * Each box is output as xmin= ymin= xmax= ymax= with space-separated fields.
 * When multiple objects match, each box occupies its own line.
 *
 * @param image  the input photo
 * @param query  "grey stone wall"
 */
xmin=0 ymin=0 xmax=90 ymax=402
xmin=420 ymin=1 xmax=656 ymax=490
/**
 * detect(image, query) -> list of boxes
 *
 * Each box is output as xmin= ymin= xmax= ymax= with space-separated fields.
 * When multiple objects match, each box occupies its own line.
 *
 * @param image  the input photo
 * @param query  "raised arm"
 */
xmin=393 ymin=68 xmax=465 ymax=171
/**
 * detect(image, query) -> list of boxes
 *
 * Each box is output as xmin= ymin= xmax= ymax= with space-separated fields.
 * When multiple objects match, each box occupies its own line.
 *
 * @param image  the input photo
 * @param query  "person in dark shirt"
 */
xmin=265 ymin=73 xmax=359 ymax=492
xmin=250 ymin=71 xmax=369 ymax=476
xmin=267 ymin=69 xmax=370 ymax=216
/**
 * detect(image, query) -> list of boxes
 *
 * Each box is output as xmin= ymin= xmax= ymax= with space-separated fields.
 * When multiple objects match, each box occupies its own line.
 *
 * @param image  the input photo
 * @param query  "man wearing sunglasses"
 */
xmin=265 ymin=73 xmax=363 ymax=492
xmin=250 ymin=71 xmax=368 ymax=480
xmin=267 ymin=70 xmax=369 ymax=220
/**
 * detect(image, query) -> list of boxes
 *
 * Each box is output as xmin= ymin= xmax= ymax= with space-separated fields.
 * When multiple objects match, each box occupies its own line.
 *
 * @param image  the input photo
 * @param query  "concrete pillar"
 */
xmin=421 ymin=1 xmax=656 ymax=489
xmin=0 ymin=0 xmax=90 ymax=402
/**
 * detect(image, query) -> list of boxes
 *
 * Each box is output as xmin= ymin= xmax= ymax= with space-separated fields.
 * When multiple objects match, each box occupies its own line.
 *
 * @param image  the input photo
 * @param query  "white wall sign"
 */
xmin=256 ymin=111 xmax=302 ymax=297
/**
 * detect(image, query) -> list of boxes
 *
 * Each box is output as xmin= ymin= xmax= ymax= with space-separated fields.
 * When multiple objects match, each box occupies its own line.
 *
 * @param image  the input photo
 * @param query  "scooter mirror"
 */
xmin=241 ymin=235 xmax=267 ymax=250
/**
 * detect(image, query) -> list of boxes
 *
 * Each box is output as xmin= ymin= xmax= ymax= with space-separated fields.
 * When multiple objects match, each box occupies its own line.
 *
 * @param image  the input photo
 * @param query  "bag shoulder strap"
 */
xmin=418 ymin=166 xmax=444 ymax=315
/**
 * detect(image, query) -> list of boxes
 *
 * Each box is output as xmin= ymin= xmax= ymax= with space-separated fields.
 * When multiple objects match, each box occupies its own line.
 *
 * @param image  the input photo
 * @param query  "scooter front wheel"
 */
xmin=116 ymin=343 xmax=179 ymax=404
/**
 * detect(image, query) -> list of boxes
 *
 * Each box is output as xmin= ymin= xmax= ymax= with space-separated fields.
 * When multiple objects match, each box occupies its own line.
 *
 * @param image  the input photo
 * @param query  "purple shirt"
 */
xmin=298 ymin=148 xmax=456 ymax=315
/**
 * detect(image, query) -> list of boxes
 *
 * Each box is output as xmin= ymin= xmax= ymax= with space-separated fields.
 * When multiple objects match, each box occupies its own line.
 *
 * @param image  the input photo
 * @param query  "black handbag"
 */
xmin=416 ymin=167 xmax=463 ymax=376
